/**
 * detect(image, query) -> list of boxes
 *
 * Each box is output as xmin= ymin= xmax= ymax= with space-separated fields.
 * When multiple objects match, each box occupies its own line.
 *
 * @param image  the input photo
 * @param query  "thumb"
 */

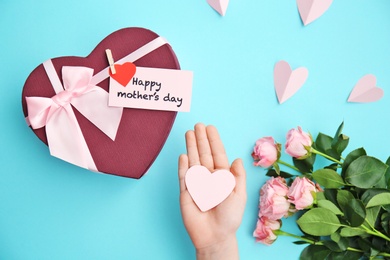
xmin=230 ymin=158 xmax=246 ymax=196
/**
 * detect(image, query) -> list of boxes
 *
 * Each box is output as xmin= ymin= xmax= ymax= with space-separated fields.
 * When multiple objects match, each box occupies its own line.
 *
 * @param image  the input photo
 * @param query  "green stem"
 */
xmin=311 ymin=148 xmax=343 ymax=165
xmin=361 ymin=225 xmax=390 ymax=242
xmin=364 ymin=219 xmax=376 ymax=231
xmin=278 ymin=159 xmax=300 ymax=172
xmin=346 ymin=247 xmax=363 ymax=253
xmin=274 ymin=230 xmax=316 ymax=244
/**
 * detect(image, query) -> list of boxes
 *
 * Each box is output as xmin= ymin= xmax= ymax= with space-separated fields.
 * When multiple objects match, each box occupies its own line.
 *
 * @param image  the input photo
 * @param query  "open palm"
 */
xmin=178 ymin=124 xmax=247 ymax=258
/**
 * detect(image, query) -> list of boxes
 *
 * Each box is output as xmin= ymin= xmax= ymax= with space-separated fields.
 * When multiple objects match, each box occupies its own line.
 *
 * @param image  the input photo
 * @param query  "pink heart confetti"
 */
xmin=185 ymin=165 xmax=236 ymax=212
xmin=274 ymin=60 xmax=309 ymax=104
xmin=297 ymin=0 xmax=333 ymax=26
xmin=207 ymin=0 xmax=229 ymax=16
xmin=348 ymin=74 xmax=384 ymax=103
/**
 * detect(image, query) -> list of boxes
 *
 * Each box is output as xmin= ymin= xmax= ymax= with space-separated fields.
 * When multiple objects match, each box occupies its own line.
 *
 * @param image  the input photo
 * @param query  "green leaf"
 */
xmin=266 ymin=169 xmax=294 ymax=178
xmin=316 ymin=191 xmax=326 ymax=201
xmin=331 ymin=122 xmax=349 ymax=155
xmin=326 ymin=149 xmax=341 ymax=160
xmin=357 ymin=237 xmax=372 ymax=253
xmin=328 ymin=250 xmax=363 ymax=260
xmin=361 ymin=188 xmax=389 ymax=205
xmin=375 ymin=157 xmax=390 ymax=188
xmin=299 ymin=245 xmax=331 ymax=260
xmin=323 ymin=236 xmax=349 ymax=252
xmin=315 ymin=133 xmax=333 ymax=154
xmin=337 ymin=190 xmax=355 ymax=212
xmin=293 ymin=240 xmax=310 ymax=245
xmin=324 ymin=163 xmax=339 ymax=171
xmin=366 ymin=192 xmax=390 ymax=208
xmin=370 ymin=247 xmax=380 ymax=258
xmin=330 ymin=232 xmax=341 ymax=242
xmin=312 ymin=169 xmax=345 ymax=188
xmin=374 ymin=174 xmax=388 ymax=189
xmin=336 ymin=237 xmax=349 ymax=251
xmin=301 ymin=234 xmax=321 ymax=243
xmin=332 ymin=121 xmax=344 ymax=146
xmin=341 ymin=148 xmax=366 ymax=178
xmin=344 ymin=199 xmax=366 ymax=227
xmin=372 ymin=237 xmax=388 ymax=253
xmin=339 ymin=227 xmax=366 ymax=237
xmin=345 ymin=156 xmax=388 ymax=189
xmin=297 ymin=208 xmax=342 ymax=236
xmin=332 ymin=134 xmax=349 ymax=156
xmin=322 ymin=240 xmax=345 ymax=252
xmin=313 ymin=129 xmax=343 ymax=160
xmin=381 ymin=213 xmax=390 ymax=234
xmin=365 ymin=206 xmax=381 ymax=228
xmin=293 ymin=154 xmax=316 ymax=173
xmin=324 ymin=189 xmax=339 ymax=207
xmin=317 ymin=200 xmax=343 ymax=215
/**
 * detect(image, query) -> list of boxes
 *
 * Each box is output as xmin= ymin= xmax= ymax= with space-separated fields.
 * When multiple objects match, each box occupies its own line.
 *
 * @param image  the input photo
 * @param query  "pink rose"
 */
xmin=252 ymin=137 xmax=280 ymax=168
xmin=288 ymin=177 xmax=317 ymax=210
xmin=259 ymin=177 xmax=290 ymax=220
xmin=253 ymin=216 xmax=281 ymax=245
xmin=285 ymin=126 xmax=312 ymax=158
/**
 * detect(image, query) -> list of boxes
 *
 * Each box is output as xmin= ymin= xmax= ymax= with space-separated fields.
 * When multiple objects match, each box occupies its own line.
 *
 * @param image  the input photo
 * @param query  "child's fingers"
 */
xmin=178 ymin=154 xmax=189 ymax=193
xmin=194 ymin=123 xmax=214 ymax=171
xmin=206 ymin=125 xmax=229 ymax=170
xmin=185 ymin=130 xmax=200 ymax=167
xmin=230 ymin=158 xmax=247 ymax=197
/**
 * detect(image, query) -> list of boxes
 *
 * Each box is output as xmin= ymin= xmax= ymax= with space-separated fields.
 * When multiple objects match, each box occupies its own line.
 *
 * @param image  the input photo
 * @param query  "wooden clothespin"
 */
xmin=105 ymin=49 xmax=116 ymax=74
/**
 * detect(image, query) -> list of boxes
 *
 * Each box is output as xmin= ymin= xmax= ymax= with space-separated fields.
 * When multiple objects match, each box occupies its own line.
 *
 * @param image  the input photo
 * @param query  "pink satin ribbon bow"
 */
xmin=26 ymin=64 xmax=123 ymax=171
xmin=25 ymin=36 xmax=168 ymax=171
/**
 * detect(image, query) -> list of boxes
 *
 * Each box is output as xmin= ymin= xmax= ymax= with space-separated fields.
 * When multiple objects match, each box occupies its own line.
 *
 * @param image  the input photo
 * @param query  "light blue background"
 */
xmin=1 ymin=0 xmax=389 ymax=259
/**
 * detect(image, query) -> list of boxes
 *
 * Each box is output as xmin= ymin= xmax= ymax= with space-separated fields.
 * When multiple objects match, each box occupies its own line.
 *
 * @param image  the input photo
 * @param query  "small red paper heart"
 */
xmin=109 ymin=62 xmax=136 ymax=87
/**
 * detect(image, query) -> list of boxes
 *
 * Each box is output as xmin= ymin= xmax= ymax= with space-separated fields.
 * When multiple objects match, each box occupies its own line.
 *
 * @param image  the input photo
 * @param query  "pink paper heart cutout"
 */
xmin=185 ymin=165 xmax=236 ymax=212
xmin=207 ymin=0 xmax=229 ymax=16
xmin=274 ymin=60 xmax=309 ymax=104
xmin=297 ymin=0 xmax=333 ymax=26
xmin=348 ymin=74 xmax=384 ymax=103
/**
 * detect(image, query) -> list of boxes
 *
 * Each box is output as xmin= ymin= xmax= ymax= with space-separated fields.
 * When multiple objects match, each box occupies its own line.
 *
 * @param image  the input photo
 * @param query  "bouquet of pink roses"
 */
xmin=252 ymin=123 xmax=390 ymax=259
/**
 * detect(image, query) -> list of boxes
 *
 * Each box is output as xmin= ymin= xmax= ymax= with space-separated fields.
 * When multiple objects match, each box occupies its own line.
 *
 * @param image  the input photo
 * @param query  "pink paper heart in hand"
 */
xmin=297 ymin=0 xmax=333 ymax=26
xmin=274 ymin=60 xmax=309 ymax=104
xmin=185 ymin=165 xmax=236 ymax=212
xmin=207 ymin=0 xmax=229 ymax=16
xmin=348 ymin=74 xmax=384 ymax=103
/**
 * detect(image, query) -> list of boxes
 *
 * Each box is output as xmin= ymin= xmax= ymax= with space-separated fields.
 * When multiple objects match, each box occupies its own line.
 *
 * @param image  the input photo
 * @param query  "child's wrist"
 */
xmin=196 ymin=235 xmax=239 ymax=260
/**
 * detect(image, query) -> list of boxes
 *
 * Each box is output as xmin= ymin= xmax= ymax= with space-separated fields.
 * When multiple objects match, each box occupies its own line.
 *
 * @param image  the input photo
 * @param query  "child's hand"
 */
xmin=178 ymin=123 xmax=247 ymax=260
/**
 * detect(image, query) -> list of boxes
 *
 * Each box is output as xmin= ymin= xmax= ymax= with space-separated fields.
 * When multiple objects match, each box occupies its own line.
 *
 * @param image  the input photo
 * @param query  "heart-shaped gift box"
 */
xmin=21 ymin=27 xmax=180 ymax=179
